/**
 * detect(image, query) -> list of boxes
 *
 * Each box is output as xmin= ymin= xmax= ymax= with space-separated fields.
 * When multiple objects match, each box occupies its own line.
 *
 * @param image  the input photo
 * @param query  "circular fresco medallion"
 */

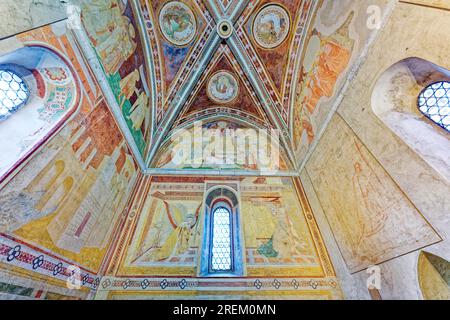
xmin=159 ymin=1 xmax=197 ymax=46
xmin=253 ymin=5 xmax=290 ymax=49
xmin=207 ymin=71 xmax=239 ymax=104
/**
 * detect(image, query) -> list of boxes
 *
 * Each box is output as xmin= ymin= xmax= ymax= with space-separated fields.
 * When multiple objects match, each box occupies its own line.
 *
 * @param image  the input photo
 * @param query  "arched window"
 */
xmin=199 ymin=187 xmax=244 ymax=277
xmin=210 ymin=204 xmax=232 ymax=272
xmin=0 ymin=46 xmax=79 ymax=183
xmin=418 ymin=81 xmax=450 ymax=132
xmin=372 ymin=58 xmax=450 ymax=182
xmin=0 ymin=68 xmax=29 ymax=120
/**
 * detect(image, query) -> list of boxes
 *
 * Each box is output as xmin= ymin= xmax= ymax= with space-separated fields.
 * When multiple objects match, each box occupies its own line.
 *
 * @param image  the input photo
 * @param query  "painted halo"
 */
xmin=159 ymin=1 xmax=197 ymax=46
xmin=207 ymin=71 xmax=239 ymax=104
xmin=253 ymin=4 xmax=290 ymax=49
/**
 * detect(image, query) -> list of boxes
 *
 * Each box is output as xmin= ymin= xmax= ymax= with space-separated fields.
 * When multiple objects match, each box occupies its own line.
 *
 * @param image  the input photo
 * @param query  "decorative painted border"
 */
xmin=0 ymin=234 xmax=100 ymax=291
xmin=98 ymin=276 xmax=339 ymax=293
xmin=177 ymin=45 xmax=270 ymax=126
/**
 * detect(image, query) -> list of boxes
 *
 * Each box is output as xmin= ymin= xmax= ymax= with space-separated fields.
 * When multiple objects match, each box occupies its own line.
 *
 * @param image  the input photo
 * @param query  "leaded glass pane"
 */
xmin=0 ymin=69 xmax=29 ymax=121
xmin=418 ymin=81 xmax=450 ymax=132
xmin=211 ymin=206 xmax=232 ymax=271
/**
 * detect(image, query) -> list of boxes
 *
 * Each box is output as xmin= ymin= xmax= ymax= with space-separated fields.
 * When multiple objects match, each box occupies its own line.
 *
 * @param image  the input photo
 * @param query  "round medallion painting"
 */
xmin=253 ymin=5 xmax=290 ymax=49
xmin=159 ymin=1 xmax=197 ymax=46
xmin=207 ymin=71 xmax=239 ymax=104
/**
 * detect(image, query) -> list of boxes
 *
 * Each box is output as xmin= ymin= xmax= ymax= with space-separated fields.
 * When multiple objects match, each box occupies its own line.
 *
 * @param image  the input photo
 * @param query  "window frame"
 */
xmin=417 ymin=80 xmax=450 ymax=132
xmin=0 ymin=45 xmax=81 ymax=186
xmin=199 ymin=186 xmax=245 ymax=277
xmin=208 ymin=199 xmax=234 ymax=274
xmin=0 ymin=66 xmax=31 ymax=121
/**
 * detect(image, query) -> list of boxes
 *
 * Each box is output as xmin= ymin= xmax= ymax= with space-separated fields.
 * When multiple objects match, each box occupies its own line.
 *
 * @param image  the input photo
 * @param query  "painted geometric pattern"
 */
xmin=99 ymin=276 xmax=340 ymax=295
xmin=0 ymin=234 xmax=99 ymax=291
xmin=236 ymin=0 xmax=317 ymax=123
xmin=139 ymin=0 xmax=216 ymax=126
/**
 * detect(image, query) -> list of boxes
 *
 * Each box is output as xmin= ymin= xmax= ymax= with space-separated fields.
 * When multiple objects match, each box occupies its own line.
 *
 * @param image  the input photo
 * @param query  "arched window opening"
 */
xmin=0 ymin=68 xmax=29 ymax=120
xmin=371 ymin=57 xmax=450 ymax=182
xmin=418 ymin=81 xmax=450 ymax=132
xmin=200 ymin=187 xmax=244 ymax=277
xmin=0 ymin=46 xmax=79 ymax=183
xmin=210 ymin=204 xmax=232 ymax=272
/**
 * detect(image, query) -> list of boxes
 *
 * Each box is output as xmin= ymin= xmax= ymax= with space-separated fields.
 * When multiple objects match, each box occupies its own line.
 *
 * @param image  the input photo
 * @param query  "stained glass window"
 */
xmin=0 ymin=69 xmax=29 ymax=121
xmin=418 ymin=81 xmax=450 ymax=132
xmin=211 ymin=206 xmax=232 ymax=272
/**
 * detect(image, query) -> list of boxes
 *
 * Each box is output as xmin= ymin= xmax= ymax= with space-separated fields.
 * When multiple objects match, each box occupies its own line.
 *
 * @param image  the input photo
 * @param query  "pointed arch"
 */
xmin=418 ymin=251 xmax=450 ymax=300
xmin=151 ymin=115 xmax=293 ymax=171
xmin=199 ymin=185 xmax=245 ymax=277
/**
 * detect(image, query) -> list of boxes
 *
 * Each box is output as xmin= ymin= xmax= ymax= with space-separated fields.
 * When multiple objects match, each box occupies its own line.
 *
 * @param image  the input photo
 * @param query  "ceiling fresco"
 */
xmin=236 ymin=0 xmax=316 ymax=122
xmin=173 ymin=44 xmax=270 ymax=129
xmin=80 ymin=0 xmax=153 ymax=157
xmin=138 ymin=0 xmax=215 ymax=125
xmin=129 ymin=0 xmax=321 ymax=170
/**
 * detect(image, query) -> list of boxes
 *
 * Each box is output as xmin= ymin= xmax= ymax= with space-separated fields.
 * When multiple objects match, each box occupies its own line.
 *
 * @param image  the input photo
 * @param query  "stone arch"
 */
xmin=371 ymin=57 xmax=450 ymax=181
xmin=0 ymin=45 xmax=81 ymax=184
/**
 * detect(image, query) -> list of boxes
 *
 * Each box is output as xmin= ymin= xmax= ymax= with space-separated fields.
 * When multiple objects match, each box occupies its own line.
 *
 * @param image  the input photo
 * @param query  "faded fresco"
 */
xmin=207 ymin=71 xmax=239 ymax=104
xmin=306 ymin=115 xmax=441 ymax=272
xmin=159 ymin=1 xmax=197 ymax=46
xmin=293 ymin=9 xmax=354 ymax=161
xmin=115 ymin=176 xmax=333 ymax=277
xmin=131 ymin=190 xmax=203 ymax=265
xmin=252 ymin=4 xmax=290 ymax=49
xmin=240 ymin=0 xmax=313 ymax=116
xmin=0 ymin=21 xmax=138 ymax=292
xmin=103 ymin=175 xmax=340 ymax=299
xmin=118 ymin=177 xmax=204 ymax=276
xmin=81 ymin=0 xmax=152 ymax=156
xmin=0 ymin=47 xmax=79 ymax=181
xmin=240 ymin=177 xmax=323 ymax=276
xmin=153 ymin=120 xmax=288 ymax=171
xmin=291 ymin=0 xmax=393 ymax=166
xmin=418 ymin=252 xmax=450 ymax=300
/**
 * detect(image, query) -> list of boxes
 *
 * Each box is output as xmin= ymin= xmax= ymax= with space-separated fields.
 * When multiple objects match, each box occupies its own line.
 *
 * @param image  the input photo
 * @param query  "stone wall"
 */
xmin=301 ymin=0 xmax=450 ymax=300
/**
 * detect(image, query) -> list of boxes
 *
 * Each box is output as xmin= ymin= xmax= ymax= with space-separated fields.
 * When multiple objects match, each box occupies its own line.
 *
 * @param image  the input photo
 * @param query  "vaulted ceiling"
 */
xmin=134 ymin=0 xmax=319 ymax=171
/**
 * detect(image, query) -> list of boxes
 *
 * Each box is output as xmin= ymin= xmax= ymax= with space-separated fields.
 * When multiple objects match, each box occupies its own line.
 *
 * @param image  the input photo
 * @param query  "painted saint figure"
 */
xmin=82 ymin=0 xmax=137 ymax=74
xmin=269 ymin=200 xmax=305 ymax=259
xmin=207 ymin=72 xmax=239 ymax=104
xmin=134 ymin=193 xmax=202 ymax=263
xmin=352 ymin=141 xmax=390 ymax=255
xmin=127 ymin=92 xmax=148 ymax=132
xmin=119 ymin=68 xmax=141 ymax=107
